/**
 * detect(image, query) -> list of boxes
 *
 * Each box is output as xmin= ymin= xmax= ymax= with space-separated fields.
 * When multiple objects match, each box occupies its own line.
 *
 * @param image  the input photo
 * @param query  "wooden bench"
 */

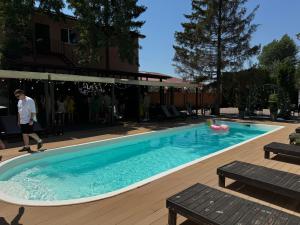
xmin=166 ymin=183 xmax=300 ymax=225
xmin=264 ymin=142 xmax=300 ymax=159
xmin=217 ymin=161 xmax=300 ymax=200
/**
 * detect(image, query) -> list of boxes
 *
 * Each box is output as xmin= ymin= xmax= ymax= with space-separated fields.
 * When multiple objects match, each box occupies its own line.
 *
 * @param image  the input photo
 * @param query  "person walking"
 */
xmin=14 ymin=89 xmax=43 ymax=152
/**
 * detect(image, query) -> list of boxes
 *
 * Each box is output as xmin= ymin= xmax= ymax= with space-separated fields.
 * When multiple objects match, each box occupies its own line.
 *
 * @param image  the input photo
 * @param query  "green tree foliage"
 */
xmin=273 ymin=58 xmax=296 ymax=118
xmin=258 ymin=34 xmax=298 ymax=118
xmin=174 ymin=0 xmax=259 ymax=114
xmin=68 ymin=0 xmax=146 ymax=69
xmin=37 ymin=0 xmax=65 ymax=19
xmin=296 ymin=65 xmax=300 ymax=89
xmin=258 ymin=34 xmax=298 ymax=70
xmin=38 ymin=0 xmax=65 ymax=13
xmin=222 ymin=68 xmax=270 ymax=116
xmin=0 ymin=0 xmax=34 ymax=68
xmin=0 ymin=0 xmax=146 ymax=70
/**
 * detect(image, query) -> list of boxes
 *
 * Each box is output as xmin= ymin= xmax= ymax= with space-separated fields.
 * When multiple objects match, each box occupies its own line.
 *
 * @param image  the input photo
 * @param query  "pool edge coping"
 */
xmin=0 ymin=121 xmax=284 ymax=206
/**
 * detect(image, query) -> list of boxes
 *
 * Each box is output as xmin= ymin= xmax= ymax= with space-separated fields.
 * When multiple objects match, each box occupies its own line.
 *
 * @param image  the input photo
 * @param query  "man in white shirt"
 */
xmin=14 ymin=89 xmax=43 ymax=152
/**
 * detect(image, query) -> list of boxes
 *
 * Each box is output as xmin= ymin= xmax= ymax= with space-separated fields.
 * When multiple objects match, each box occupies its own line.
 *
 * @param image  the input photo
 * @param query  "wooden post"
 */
xmin=137 ymin=85 xmax=141 ymax=122
xmin=7 ymin=79 xmax=11 ymax=115
xmin=168 ymin=209 xmax=177 ymax=225
xmin=219 ymin=175 xmax=225 ymax=188
xmin=111 ymin=84 xmax=115 ymax=125
xmin=49 ymin=81 xmax=55 ymax=128
xmin=196 ymin=87 xmax=199 ymax=116
xmin=170 ymin=87 xmax=174 ymax=105
xmin=202 ymin=88 xmax=205 ymax=116
xmin=264 ymin=151 xmax=270 ymax=159
xmin=43 ymin=79 xmax=50 ymax=127
xmin=160 ymin=79 xmax=164 ymax=105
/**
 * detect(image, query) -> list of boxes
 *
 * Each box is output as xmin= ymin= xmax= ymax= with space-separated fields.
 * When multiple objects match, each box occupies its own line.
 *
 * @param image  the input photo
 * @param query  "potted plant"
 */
xmin=268 ymin=93 xmax=278 ymax=121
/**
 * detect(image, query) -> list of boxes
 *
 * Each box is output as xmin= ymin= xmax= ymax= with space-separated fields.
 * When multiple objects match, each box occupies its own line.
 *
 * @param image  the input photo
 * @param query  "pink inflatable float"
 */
xmin=210 ymin=124 xmax=229 ymax=131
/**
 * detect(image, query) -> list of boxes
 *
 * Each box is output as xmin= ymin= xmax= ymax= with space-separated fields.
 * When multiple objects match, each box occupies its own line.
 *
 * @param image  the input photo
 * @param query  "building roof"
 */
xmin=139 ymin=72 xmax=201 ymax=87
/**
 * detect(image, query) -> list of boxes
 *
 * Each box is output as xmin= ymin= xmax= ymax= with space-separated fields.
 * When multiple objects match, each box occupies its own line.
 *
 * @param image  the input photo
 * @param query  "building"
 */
xmin=11 ymin=10 xmax=139 ymax=73
xmin=0 ymin=11 xmax=210 ymax=131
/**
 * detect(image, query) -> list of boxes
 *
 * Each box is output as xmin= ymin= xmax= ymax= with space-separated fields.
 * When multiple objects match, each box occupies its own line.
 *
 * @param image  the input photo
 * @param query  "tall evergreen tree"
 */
xmin=258 ymin=34 xmax=298 ymax=70
xmin=68 ymin=0 xmax=146 ymax=69
xmin=174 ymin=0 xmax=259 ymax=114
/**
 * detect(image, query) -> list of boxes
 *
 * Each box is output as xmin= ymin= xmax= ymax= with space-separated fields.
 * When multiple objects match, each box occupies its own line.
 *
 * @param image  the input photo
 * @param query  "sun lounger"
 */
xmin=167 ymin=183 xmax=300 ymax=225
xmin=217 ymin=161 xmax=300 ymax=200
xmin=170 ymin=105 xmax=186 ymax=118
xmin=296 ymin=127 xmax=300 ymax=133
xmin=0 ymin=116 xmax=43 ymax=136
xmin=161 ymin=105 xmax=176 ymax=119
xmin=264 ymin=142 xmax=300 ymax=159
xmin=289 ymin=133 xmax=300 ymax=145
xmin=0 ymin=116 xmax=21 ymax=135
xmin=186 ymin=105 xmax=198 ymax=118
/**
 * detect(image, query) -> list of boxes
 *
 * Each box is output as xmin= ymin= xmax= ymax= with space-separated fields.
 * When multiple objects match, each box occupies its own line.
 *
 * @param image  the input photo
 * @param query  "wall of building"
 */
xmin=149 ymin=91 xmax=216 ymax=109
xmin=28 ymin=13 xmax=138 ymax=72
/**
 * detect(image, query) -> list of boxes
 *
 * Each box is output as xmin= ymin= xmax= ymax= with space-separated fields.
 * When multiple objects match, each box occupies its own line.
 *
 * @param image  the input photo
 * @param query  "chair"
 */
xmin=161 ymin=105 xmax=175 ymax=119
xmin=169 ymin=105 xmax=186 ymax=118
xmin=167 ymin=183 xmax=300 ymax=225
xmin=264 ymin=142 xmax=300 ymax=158
xmin=217 ymin=161 xmax=300 ymax=200
xmin=0 ymin=115 xmax=44 ymax=136
xmin=186 ymin=105 xmax=198 ymax=118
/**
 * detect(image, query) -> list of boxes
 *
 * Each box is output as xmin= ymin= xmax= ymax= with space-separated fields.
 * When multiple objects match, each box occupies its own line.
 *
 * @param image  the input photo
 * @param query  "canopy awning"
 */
xmin=0 ymin=70 xmax=199 ymax=88
xmin=115 ymin=78 xmax=199 ymax=88
xmin=0 ymin=70 xmax=49 ymax=80
xmin=49 ymin=73 xmax=115 ymax=84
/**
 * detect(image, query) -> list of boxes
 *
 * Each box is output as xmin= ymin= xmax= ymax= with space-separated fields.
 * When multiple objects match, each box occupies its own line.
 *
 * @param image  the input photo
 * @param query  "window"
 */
xmin=69 ymin=29 xmax=78 ymax=44
xmin=61 ymin=28 xmax=78 ymax=44
xmin=61 ymin=29 xmax=68 ymax=43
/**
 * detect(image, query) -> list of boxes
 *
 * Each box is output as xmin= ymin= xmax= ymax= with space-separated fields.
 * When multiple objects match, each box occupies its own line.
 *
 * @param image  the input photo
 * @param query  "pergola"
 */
xmin=0 ymin=69 xmax=201 ymax=126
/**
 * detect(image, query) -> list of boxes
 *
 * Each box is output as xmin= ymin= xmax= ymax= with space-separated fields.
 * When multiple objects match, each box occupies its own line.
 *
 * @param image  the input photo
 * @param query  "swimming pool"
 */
xmin=0 ymin=121 xmax=282 ymax=206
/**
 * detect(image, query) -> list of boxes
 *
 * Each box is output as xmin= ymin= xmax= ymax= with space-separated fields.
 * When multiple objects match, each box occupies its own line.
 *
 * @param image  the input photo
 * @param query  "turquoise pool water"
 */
xmin=0 ymin=121 xmax=279 ymax=205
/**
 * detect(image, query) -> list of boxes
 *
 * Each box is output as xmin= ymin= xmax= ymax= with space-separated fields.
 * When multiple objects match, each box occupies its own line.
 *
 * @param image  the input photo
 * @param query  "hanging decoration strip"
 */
xmin=78 ymin=82 xmax=105 ymax=96
xmin=0 ymin=70 xmax=200 ymax=91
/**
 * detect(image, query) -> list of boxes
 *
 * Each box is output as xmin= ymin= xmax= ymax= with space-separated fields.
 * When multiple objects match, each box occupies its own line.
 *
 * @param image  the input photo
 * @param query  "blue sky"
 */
xmin=63 ymin=0 xmax=300 ymax=77
xmin=138 ymin=0 xmax=300 ymax=76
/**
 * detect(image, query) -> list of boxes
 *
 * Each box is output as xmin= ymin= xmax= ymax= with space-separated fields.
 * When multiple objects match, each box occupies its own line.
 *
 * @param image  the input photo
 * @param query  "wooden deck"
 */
xmin=1 ymin=119 xmax=300 ymax=225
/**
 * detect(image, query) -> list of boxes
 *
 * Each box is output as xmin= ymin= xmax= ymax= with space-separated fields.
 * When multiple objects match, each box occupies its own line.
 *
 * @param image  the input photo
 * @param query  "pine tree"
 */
xmin=68 ymin=0 xmax=146 ymax=69
xmin=174 ymin=0 xmax=259 ymax=114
